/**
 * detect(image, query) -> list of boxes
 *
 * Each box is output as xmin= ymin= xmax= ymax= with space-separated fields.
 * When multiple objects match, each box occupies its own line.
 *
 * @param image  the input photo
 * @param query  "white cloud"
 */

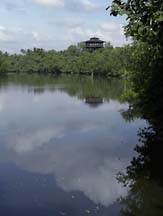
xmin=0 ymin=22 xmax=129 ymax=53
xmin=55 ymin=155 xmax=128 ymax=206
xmin=100 ymin=22 xmax=121 ymax=31
xmin=0 ymin=26 xmax=57 ymax=52
xmin=0 ymin=1 xmax=26 ymax=13
xmin=0 ymin=96 xmax=5 ymax=112
xmin=32 ymin=31 xmax=39 ymax=40
xmin=8 ymin=127 xmax=64 ymax=153
xmin=34 ymin=0 xmax=65 ymax=7
xmin=0 ymin=103 xmax=3 ymax=112
xmin=32 ymin=31 xmax=51 ymax=42
xmin=62 ymin=21 xmax=129 ymax=47
xmin=5 ymin=124 xmax=129 ymax=206
xmin=80 ymin=0 xmax=100 ymax=11
xmin=99 ymin=22 xmax=131 ymax=46
xmin=0 ymin=88 xmax=145 ymax=206
xmin=54 ymin=18 xmax=84 ymax=28
xmin=57 ymin=0 xmax=101 ymax=12
xmin=0 ymin=26 xmax=14 ymax=42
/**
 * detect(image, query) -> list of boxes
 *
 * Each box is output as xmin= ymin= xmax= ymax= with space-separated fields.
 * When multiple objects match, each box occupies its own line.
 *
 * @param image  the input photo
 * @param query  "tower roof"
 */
xmin=85 ymin=37 xmax=105 ymax=43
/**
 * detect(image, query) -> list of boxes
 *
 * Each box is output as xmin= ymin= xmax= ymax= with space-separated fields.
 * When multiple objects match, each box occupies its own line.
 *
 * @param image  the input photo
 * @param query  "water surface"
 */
xmin=0 ymin=75 xmax=146 ymax=216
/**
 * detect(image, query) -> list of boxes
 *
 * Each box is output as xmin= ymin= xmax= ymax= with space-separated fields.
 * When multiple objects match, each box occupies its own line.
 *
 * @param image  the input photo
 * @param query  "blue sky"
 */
xmin=0 ymin=0 xmax=129 ymax=53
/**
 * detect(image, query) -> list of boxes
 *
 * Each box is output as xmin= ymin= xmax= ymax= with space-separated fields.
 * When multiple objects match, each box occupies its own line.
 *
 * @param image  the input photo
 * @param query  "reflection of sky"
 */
xmin=0 ymin=85 xmax=146 ymax=210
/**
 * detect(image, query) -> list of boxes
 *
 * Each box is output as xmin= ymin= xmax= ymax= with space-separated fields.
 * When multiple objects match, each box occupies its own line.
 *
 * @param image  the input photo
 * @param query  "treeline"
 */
xmin=0 ymin=42 xmax=134 ymax=77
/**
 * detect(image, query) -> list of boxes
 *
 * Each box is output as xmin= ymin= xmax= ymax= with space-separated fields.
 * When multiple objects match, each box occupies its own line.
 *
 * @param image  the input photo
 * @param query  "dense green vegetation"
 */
xmin=109 ymin=0 xmax=163 ymax=121
xmin=0 ymin=43 xmax=134 ymax=77
xmin=107 ymin=1 xmax=163 ymax=215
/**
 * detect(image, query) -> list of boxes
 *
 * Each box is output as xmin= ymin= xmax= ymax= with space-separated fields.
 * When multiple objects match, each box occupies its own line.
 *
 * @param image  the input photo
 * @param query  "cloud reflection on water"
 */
xmin=0 ymin=86 xmax=146 ymax=207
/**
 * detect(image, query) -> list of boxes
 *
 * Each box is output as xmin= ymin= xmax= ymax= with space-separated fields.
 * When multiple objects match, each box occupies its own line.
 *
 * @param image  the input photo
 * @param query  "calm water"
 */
xmin=0 ymin=75 xmax=146 ymax=216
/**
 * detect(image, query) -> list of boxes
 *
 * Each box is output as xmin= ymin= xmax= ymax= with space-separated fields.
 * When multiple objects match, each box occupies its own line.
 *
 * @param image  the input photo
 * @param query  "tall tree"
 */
xmin=108 ymin=0 xmax=163 ymax=47
xmin=107 ymin=0 xmax=163 ymax=121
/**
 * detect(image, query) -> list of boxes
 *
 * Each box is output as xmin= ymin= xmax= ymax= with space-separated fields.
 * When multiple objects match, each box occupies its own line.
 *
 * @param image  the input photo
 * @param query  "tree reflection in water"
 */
xmin=119 ymin=100 xmax=163 ymax=216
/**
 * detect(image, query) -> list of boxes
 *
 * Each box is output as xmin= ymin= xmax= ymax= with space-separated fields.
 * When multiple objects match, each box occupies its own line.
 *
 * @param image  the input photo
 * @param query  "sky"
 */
xmin=0 ymin=0 xmax=129 ymax=53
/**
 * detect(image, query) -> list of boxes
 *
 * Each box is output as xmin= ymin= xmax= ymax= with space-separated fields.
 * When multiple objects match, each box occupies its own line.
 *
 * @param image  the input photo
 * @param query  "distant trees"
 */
xmin=0 ymin=51 xmax=9 ymax=74
xmin=0 ymin=43 xmax=134 ymax=77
